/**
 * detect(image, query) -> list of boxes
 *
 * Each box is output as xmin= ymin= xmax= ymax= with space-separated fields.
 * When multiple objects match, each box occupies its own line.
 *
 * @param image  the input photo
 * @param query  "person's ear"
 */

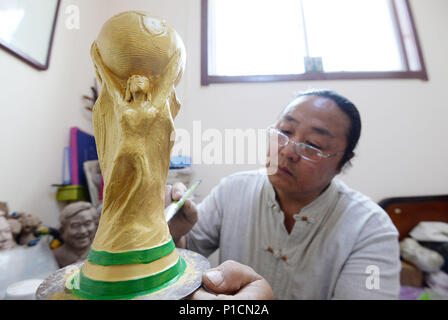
xmin=336 ymin=152 xmax=354 ymax=174
xmin=59 ymin=225 xmax=65 ymax=238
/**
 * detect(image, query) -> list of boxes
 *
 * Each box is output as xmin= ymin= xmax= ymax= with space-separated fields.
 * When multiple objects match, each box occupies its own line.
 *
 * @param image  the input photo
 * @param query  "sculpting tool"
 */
xmin=165 ymin=179 xmax=202 ymax=222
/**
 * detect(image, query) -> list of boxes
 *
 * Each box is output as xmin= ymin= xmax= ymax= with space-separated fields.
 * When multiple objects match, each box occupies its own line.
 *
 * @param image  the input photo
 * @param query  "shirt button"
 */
xmin=267 ymin=247 xmax=274 ymax=253
xmin=281 ymin=256 xmax=288 ymax=262
xmin=301 ymin=216 xmax=308 ymax=221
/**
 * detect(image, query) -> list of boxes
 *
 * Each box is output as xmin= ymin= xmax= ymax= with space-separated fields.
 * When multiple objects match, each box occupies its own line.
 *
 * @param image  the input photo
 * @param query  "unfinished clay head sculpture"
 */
xmin=7 ymin=219 xmax=21 ymax=240
xmin=17 ymin=213 xmax=41 ymax=246
xmin=0 ymin=202 xmax=8 ymax=218
xmin=52 ymin=202 xmax=97 ymax=268
xmin=67 ymin=11 xmax=189 ymax=300
xmin=0 ymin=216 xmax=17 ymax=250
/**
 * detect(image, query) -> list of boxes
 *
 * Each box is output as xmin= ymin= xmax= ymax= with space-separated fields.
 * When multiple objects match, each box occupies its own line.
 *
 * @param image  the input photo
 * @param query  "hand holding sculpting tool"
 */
xmin=165 ymin=179 xmax=202 ymax=222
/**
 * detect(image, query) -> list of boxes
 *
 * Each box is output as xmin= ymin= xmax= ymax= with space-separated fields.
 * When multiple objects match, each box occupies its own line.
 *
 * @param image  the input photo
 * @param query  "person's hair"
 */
xmin=292 ymin=89 xmax=362 ymax=170
xmin=59 ymin=201 xmax=95 ymax=232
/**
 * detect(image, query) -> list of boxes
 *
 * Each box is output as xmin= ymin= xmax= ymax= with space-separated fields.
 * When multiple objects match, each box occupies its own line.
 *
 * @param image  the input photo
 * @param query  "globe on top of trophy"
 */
xmin=95 ymin=10 xmax=186 ymax=85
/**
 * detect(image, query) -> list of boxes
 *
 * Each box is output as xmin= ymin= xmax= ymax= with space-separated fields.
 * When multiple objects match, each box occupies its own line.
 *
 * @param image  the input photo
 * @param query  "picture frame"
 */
xmin=0 ymin=0 xmax=61 ymax=71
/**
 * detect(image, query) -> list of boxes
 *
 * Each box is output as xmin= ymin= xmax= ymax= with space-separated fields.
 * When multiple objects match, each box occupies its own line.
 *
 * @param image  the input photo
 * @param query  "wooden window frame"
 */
xmin=201 ymin=0 xmax=428 ymax=86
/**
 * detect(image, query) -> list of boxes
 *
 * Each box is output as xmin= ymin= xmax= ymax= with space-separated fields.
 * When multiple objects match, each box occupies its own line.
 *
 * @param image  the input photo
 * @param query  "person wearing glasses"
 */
xmin=168 ymin=89 xmax=400 ymax=299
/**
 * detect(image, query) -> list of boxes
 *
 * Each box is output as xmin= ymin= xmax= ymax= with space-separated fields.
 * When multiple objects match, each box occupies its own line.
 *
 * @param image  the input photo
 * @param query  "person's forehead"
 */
xmin=281 ymin=96 xmax=350 ymax=136
xmin=284 ymin=95 xmax=338 ymax=116
xmin=69 ymin=211 xmax=93 ymax=223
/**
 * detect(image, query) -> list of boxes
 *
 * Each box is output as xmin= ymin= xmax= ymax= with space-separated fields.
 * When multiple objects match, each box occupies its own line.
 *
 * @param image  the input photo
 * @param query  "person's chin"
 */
xmin=267 ymin=163 xmax=293 ymax=178
xmin=268 ymin=167 xmax=295 ymax=188
xmin=75 ymin=237 xmax=91 ymax=249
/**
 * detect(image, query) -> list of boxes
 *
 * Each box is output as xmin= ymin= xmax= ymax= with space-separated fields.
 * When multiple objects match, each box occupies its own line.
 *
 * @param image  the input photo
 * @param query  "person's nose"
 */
xmin=280 ymin=141 xmax=300 ymax=162
xmin=78 ymin=225 xmax=89 ymax=236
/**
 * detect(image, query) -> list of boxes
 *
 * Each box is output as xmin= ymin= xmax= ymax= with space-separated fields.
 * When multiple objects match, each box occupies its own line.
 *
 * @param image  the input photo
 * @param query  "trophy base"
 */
xmin=36 ymin=248 xmax=210 ymax=300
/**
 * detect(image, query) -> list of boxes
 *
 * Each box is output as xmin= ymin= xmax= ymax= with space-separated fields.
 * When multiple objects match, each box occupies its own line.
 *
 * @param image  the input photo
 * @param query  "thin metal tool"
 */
xmin=165 ymin=179 xmax=202 ymax=222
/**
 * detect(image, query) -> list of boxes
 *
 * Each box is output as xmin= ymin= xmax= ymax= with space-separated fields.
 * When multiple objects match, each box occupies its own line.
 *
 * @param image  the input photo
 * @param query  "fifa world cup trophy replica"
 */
xmin=36 ymin=11 xmax=209 ymax=300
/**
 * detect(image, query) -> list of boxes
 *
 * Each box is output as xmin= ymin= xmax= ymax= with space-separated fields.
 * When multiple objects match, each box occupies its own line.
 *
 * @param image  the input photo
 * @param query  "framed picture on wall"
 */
xmin=0 ymin=0 xmax=61 ymax=71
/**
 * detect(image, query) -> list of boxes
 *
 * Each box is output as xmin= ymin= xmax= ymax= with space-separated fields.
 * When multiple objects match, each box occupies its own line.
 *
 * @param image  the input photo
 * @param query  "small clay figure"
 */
xmin=17 ymin=213 xmax=41 ymax=246
xmin=7 ymin=219 xmax=22 ymax=240
xmin=52 ymin=202 xmax=98 ymax=267
xmin=0 ymin=202 xmax=8 ymax=217
xmin=0 ymin=216 xmax=18 ymax=250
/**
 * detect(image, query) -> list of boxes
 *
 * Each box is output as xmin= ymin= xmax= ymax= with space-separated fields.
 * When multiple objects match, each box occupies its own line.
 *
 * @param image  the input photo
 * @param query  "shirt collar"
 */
xmin=262 ymin=170 xmax=340 ymax=222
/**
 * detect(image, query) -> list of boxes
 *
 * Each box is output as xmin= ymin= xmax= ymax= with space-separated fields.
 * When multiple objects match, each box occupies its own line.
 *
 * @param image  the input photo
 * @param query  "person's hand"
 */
xmin=189 ymin=260 xmax=274 ymax=300
xmin=165 ymin=182 xmax=198 ymax=245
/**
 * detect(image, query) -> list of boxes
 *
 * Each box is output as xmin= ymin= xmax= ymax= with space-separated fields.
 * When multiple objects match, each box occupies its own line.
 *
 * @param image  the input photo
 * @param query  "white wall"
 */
xmin=0 ymin=0 xmax=447 ymax=228
xmin=0 ymin=0 xmax=110 ymax=226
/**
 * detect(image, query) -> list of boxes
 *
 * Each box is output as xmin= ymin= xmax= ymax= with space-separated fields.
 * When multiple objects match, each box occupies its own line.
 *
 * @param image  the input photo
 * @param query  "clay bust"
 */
xmin=7 ymin=219 xmax=21 ymax=240
xmin=0 ymin=216 xmax=17 ymax=250
xmin=17 ymin=213 xmax=41 ymax=245
xmin=0 ymin=202 xmax=7 ymax=218
xmin=53 ymin=202 xmax=98 ymax=267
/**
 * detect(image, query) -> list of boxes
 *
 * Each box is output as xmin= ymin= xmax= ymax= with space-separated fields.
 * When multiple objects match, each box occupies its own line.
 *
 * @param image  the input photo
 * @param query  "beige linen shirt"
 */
xmin=186 ymin=169 xmax=401 ymax=299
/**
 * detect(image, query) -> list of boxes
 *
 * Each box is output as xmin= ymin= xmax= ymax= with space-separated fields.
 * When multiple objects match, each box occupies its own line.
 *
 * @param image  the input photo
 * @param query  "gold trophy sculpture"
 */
xmin=37 ymin=11 xmax=209 ymax=300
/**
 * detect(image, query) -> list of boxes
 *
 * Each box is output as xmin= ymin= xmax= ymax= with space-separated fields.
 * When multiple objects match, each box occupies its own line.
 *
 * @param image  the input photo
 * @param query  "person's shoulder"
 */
xmin=212 ymin=169 xmax=267 ymax=198
xmin=334 ymin=178 xmax=385 ymax=214
xmin=334 ymin=179 xmax=397 ymax=232
xmin=219 ymin=168 xmax=267 ymax=185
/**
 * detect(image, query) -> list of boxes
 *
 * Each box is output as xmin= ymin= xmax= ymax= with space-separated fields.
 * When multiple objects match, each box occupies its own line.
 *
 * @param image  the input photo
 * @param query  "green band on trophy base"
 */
xmin=70 ymin=256 xmax=186 ymax=300
xmin=87 ymin=238 xmax=175 ymax=266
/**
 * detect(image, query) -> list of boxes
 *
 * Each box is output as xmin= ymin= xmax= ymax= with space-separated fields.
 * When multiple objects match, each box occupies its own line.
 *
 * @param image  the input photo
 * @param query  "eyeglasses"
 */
xmin=267 ymin=126 xmax=343 ymax=163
